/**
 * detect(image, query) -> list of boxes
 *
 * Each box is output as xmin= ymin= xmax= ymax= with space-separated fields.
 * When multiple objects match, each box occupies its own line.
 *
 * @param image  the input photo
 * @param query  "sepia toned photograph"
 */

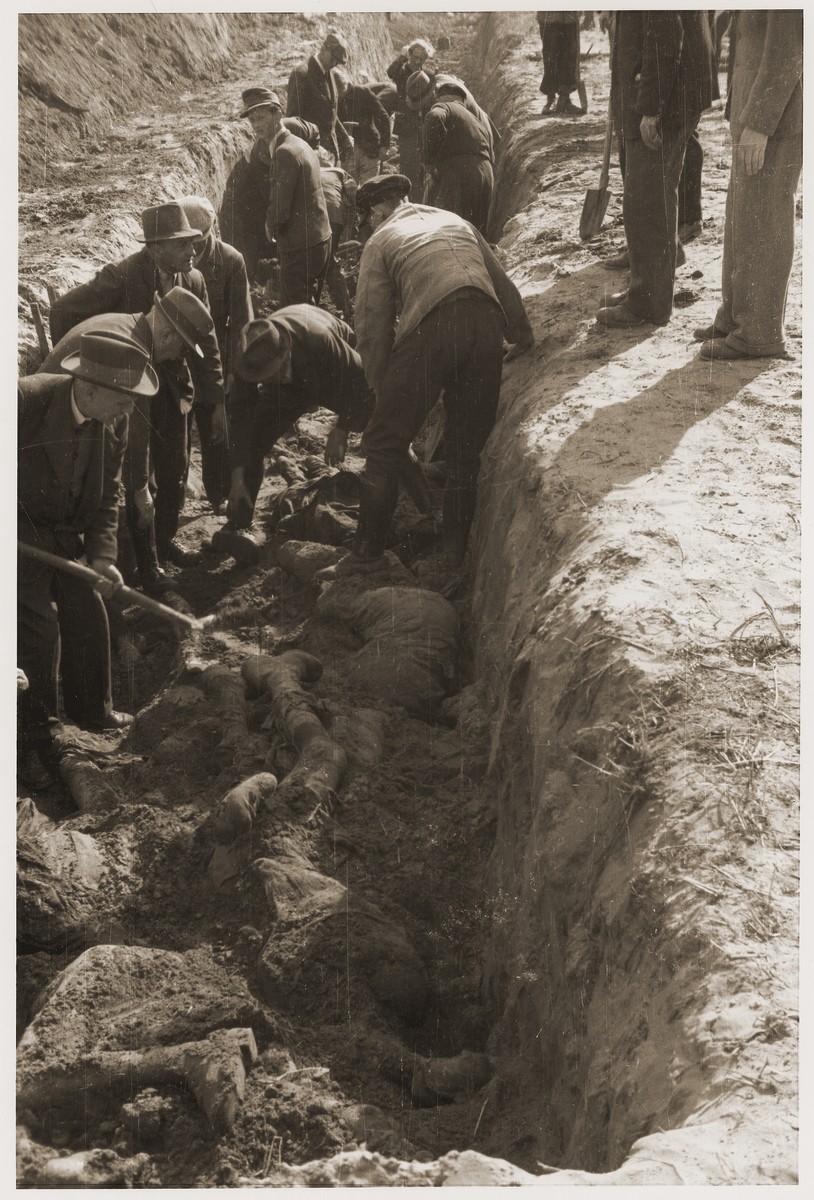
xmin=15 ymin=6 xmax=801 ymax=1188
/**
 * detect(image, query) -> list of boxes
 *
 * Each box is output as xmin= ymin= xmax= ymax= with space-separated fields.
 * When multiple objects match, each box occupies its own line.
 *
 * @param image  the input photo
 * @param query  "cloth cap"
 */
xmin=355 ymin=173 xmax=412 ymax=213
xmin=60 ymin=331 xmax=159 ymax=397
xmin=434 ymin=74 xmax=467 ymax=99
xmin=406 ymin=69 xmax=435 ymax=112
xmin=322 ymin=31 xmax=349 ymax=63
xmin=178 ymin=195 xmax=216 ymax=238
xmin=236 ymin=318 xmax=288 ymax=382
xmin=153 ymin=287 xmax=214 ymax=359
xmin=138 ymin=202 xmax=201 ymax=244
xmin=240 ymin=87 xmax=282 ymax=117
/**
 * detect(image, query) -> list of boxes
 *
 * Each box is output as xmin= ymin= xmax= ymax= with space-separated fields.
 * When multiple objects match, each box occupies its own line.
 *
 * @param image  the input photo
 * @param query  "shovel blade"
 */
xmin=579 ymin=186 xmax=611 ymax=241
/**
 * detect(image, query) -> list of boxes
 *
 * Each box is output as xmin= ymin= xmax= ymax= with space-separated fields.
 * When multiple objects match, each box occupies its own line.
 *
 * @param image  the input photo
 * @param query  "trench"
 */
xmin=17 ymin=10 xmax=799 ymax=1190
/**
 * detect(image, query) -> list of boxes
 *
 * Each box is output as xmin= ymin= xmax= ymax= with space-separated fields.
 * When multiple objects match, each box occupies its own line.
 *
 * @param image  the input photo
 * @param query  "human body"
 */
xmin=423 ymin=80 xmax=494 ymax=234
xmin=536 ymin=11 xmax=583 ymax=116
xmin=287 ymin=32 xmax=354 ymax=167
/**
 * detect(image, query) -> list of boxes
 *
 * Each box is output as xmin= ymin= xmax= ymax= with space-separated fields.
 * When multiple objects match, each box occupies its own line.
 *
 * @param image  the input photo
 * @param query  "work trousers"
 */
xmin=150 ymin=397 xmax=189 ymax=558
xmin=623 ymin=116 xmax=697 ymax=323
xmin=325 ymin=224 xmax=352 ymax=321
xmin=714 ymin=130 xmax=802 ymax=356
xmin=357 ymin=291 xmax=504 ymax=559
xmin=192 ymin=401 xmax=230 ymax=511
xmin=18 ymin=550 xmax=113 ymax=733
xmin=540 ymin=21 xmax=580 ymax=98
xmin=279 ymin=237 xmax=332 ymax=307
xmin=433 ymin=156 xmax=494 ymax=236
xmin=678 ymin=128 xmax=703 ymax=227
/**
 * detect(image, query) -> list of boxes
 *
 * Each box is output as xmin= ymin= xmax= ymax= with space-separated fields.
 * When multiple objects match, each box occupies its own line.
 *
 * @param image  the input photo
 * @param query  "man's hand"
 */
xmin=210 ymin=402 xmax=227 ymax=445
xmin=133 ymin=484 xmax=154 ymax=530
xmin=504 ymin=333 xmax=535 ymax=363
xmin=89 ymin=559 xmax=124 ymax=598
xmin=325 ymin=426 xmax=349 ymax=466
xmin=640 ymin=115 xmax=662 ymax=150
xmin=737 ymin=127 xmax=768 ymax=176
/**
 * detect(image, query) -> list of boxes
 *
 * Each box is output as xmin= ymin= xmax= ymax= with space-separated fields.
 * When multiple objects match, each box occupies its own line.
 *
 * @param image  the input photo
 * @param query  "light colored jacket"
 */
xmin=728 ymin=10 xmax=803 ymax=139
xmin=355 ymin=202 xmax=531 ymax=395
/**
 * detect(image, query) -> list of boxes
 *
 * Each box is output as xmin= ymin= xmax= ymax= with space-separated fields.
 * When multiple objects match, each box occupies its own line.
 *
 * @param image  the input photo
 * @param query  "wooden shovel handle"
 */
xmin=598 ymin=87 xmax=615 ymax=190
xmin=18 ymin=541 xmax=207 ymax=631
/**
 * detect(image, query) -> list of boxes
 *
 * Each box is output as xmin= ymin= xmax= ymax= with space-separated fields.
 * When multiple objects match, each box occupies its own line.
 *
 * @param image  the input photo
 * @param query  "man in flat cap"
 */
xmin=19 ymin=332 xmax=157 ymax=753
xmin=255 ymin=93 xmax=333 ymax=307
xmin=287 ymin=31 xmax=355 ymax=168
xmin=220 ymin=86 xmax=322 ymax=284
xmin=226 ymin=306 xmax=374 ymax=530
xmin=49 ymin=202 xmax=226 ymax=566
xmin=349 ymin=174 xmax=534 ymax=567
xmin=40 ymin=288 xmax=214 ymax=594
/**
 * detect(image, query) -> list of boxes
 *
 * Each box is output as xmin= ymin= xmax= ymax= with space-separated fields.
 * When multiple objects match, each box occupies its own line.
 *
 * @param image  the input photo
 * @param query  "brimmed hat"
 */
xmin=434 ymin=73 xmax=467 ymax=100
xmin=153 ymin=287 xmax=214 ymax=359
xmin=138 ymin=202 xmax=201 ymax=244
xmin=322 ymin=31 xmax=349 ymax=63
xmin=61 ymin=331 xmax=159 ymax=397
xmin=406 ymin=70 xmax=435 ymax=112
xmin=355 ymin=173 xmax=412 ymax=213
xmin=236 ymin=318 xmax=289 ymax=382
xmin=240 ymin=86 xmax=282 ymax=118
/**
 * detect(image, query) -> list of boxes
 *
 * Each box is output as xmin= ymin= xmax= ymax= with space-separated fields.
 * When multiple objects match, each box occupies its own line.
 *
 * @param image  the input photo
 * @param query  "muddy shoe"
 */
xmin=210 ymin=525 xmax=264 ymax=566
xmin=601 ymin=247 xmax=630 ymax=270
xmin=164 ymin=541 xmax=202 ymax=568
xmin=678 ymin=220 xmax=703 ymax=243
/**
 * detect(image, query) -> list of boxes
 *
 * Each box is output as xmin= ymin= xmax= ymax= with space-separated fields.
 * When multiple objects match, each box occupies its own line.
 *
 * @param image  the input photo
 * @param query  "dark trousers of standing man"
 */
xmin=279 ymin=237 xmax=332 ymax=307
xmin=18 ymin=550 xmax=113 ymax=735
xmin=357 ymin=289 xmax=504 ymax=560
xmin=150 ymin=394 xmax=189 ymax=561
xmin=622 ymin=115 xmax=698 ymax=323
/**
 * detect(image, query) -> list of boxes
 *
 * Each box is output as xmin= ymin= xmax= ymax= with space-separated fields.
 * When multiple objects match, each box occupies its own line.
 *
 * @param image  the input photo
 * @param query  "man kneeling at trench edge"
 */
xmin=348 ymin=173 xmax=534 ymax=570
xmin=225 ymin=305 xmax=375 ymax=530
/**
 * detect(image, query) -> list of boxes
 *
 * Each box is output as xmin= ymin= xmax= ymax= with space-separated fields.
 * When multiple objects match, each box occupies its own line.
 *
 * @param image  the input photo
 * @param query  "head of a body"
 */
xmin=62 ymin=332 xmax=158 ymax=424
xmin=405 ymin=38 xmax=434 ymax=72
xmin=240 ymin=87 xmax=283 ymax=144
xmin=178 ymin=195 xmax=218 ymax=265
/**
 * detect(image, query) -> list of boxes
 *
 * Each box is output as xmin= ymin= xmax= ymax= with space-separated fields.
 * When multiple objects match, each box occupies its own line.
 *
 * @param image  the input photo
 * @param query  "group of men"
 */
xmin=594 ymin=9 xmax=802 ymax=364
xmin=17 ymin=28 xmax=534 ymax=758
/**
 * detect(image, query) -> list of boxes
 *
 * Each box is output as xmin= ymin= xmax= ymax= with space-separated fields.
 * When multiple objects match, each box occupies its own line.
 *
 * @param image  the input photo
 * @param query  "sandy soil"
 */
xmin=16 ymin=10 xmax=799 ymax=1190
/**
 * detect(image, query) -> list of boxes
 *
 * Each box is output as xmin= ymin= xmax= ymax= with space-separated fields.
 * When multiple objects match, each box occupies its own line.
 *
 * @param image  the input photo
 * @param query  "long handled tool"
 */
xmin=18 ymin=542 xmax=214 ymax=633
xmin=579 ymin=87 xmax=614 ymax=240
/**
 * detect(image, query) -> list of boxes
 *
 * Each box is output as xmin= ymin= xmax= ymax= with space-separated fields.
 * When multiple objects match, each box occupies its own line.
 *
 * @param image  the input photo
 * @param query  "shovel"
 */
xmin=579 ymin=88 xmax=614 ymax=240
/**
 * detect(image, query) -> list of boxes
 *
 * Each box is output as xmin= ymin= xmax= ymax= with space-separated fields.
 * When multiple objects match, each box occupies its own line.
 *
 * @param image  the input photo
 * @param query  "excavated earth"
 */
xmin=16 ymin=10 xmax=800 ymax=1189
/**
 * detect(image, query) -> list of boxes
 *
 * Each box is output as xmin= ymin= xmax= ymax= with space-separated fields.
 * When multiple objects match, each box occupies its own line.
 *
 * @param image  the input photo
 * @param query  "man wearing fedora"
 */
xmin=257 ymin=91 xmax=333 ymax=308
xmin=19 ymin=332 xmax=157 ymax=749
xmin=287 ymin=31 xmax=354 ymax=168
xmin=422 ymin=76 xmax=494 ymax=234
xmin=350 ymin=174 xmax=534 ymax=567
xmin=226 ymin=306 xmax=373 ymax=530
xmin=40 ymin=287 xmax=215 ymax=595
xmin=220 ymin=87 xmax=322 ymax=285
xmin=49 ymin=202 xmax=227 ymax=565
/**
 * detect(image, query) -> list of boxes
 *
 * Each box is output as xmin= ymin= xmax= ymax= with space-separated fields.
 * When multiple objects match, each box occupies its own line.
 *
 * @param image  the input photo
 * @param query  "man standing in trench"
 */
xmin=348 ymin=174 xmax=534 ymax=570
xmin=287 ymin=30 xmax=355 ymax=168
xmin=49 ymin=202 xmax=227 ymax=564
xmin=18 ymin=332 xmax=158 ymax=750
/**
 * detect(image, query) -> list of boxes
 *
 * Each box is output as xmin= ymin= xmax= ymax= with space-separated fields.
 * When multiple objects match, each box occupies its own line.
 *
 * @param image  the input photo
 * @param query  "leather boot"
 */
xmin=131 ymin=524 xmax=170 ymax=595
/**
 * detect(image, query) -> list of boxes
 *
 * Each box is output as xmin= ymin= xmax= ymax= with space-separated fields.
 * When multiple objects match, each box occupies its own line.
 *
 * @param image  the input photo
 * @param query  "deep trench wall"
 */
xmin=18 ymin=12 xmax=392 ymax=193
xmin=469 ymin=10 xmax=738 ymax=1174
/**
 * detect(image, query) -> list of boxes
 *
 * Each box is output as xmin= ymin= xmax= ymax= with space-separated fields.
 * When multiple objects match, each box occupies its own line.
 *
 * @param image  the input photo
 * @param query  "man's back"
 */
xmin=267 ymin=131 xmax=331 ymax=250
